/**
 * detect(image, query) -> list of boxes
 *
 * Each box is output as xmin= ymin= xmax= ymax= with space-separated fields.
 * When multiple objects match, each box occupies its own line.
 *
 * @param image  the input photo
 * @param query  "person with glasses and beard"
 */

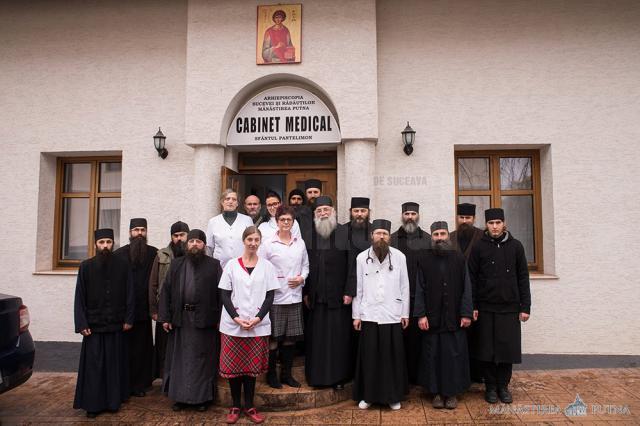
xmin=159 ymin=229 xmax=222 ymax=413
xmin=352 ymin=219 xmax=410 ymax=411
xmin=390 ymin=202 xmax=431 ymax=385
xmin=73 ymin=229 xmax=134 ymax=418
xmin=304 ymin=196 xmax=355 ymax=390
xmin=449 ymin=203 xmax=485 ymax=384
xmin=414 ymin=222 xmax=473 ymax=410
xmin=148 ymin=221 xmax=189 ymax=381
xmin=114 ymin=218 xmax=158 ymax=398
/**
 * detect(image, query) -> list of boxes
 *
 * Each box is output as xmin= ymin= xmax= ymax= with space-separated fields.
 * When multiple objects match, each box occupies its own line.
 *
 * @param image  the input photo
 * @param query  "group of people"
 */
xmin=73 ymin=178 xmax=531 ymax=423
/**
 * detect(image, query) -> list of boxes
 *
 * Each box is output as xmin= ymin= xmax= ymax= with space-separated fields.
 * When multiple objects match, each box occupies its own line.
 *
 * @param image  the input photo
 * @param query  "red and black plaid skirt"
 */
xmin=219 ymin=333 xmax=269 ymax=378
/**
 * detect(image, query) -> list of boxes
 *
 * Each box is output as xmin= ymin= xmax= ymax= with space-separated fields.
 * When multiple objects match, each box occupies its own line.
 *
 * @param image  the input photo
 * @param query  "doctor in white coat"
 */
xmin=258 ymin=191 xmax=301 ymax=241
xmin=352 ymin=219 xmax=410 ymax=411
xmin=206 ymin=189 xmax=253 ymax=268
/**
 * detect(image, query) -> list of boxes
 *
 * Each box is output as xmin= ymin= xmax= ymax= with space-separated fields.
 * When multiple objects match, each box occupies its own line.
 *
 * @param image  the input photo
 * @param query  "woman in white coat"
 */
xmin=218 ymin=226 xmax=280 ymax=424
xmin=258 ymin=205 xmax=309 ymax=389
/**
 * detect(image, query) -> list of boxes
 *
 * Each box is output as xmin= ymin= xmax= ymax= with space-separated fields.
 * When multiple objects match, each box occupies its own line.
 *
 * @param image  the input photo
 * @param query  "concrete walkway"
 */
xmin=0 ymin=368 xmax=638 ymax=424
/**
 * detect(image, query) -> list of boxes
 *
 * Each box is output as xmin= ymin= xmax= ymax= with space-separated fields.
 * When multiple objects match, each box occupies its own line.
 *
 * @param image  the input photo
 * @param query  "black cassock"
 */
xmin=467 ymin=232 xmax=531 ymax=365
xmin=304 ymin=224 xmax=355 ymax=387
xmin=345 ymin=221 xmax=371 ymax=371
xmin=159 ymin=256 xmax=222 ymax=404
xmin=73 ymin=254 xmax=134 ymax=413
xmin=414 ymin=249 xmax=473 ymax=397
xmin=114 ymin=243 xmax=158 ymax=394
xmin=390 ymin=226 xmax=430 ymax=385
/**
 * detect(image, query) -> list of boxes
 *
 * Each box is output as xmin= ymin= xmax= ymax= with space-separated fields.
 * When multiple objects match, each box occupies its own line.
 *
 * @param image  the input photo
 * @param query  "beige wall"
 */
xmin=376 ymin=0 xmax=640 ymax=354
xmin=0 ymin=0 xmax=190 ymax=341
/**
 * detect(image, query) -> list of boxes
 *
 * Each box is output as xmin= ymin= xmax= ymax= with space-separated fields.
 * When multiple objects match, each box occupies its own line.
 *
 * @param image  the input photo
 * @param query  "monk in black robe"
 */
xmin=159 ymin=229 xmax=222 ymax=412
xmin=390 ymin=202 xmax=430 ymax=385
xmin=304 ymin=196 xmax=355 ymax=389
xmin=73 ymin=228 xmax=134 ymax=418
xmin=114 ymin=217 xmax=158 ymax=397
xmin=468 ymin=208 xmax=531 ymax=405
xmin=415 ymin=221 xmax=472 ymax=410
xmin=449 ymin=203 xmax=485 ymax=383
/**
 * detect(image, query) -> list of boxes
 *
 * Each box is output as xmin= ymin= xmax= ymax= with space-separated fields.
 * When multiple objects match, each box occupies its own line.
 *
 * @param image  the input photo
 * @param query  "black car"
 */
xmin=0 ymin=293 xmax=35 ymax=394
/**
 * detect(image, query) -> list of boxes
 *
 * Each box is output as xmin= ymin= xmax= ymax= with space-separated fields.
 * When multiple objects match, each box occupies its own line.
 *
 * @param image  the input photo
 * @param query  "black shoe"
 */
xmin=484 ymin=387 xmax=498 ymax=404
xmin=131 ymin=390 xmax=146 ymax=397
xmin=267 ymin=349 xmax=282 ymax=389
xmin=498 ymin=387 xmax=513 ymax=404
xmin=172 ymin=403 xmax=183 ymax=412
xmin=333 ymin=383 xmax=344 ymax=391
xmin=86 ymin=412 xmax=98 ymax=418
xmin=280 ymin=345 xmax=301 ymax=388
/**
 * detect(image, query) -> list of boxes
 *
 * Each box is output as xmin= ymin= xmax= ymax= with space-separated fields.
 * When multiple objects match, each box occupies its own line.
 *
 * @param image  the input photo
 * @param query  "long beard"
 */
xmin=187 ymin=247 xmax=205 ymax=265
xmin=432 ymin=239 xmax=453 ymax=256
xmin=402 ymin=219 xmax=418 ymax=234
xmin=171 ymin=240 xmax=186 ymax=258
xmin=457 ymin=222 xmax=475 ymax=241
xmin=373 ymin=239 xmax=390 ymax=262
xmin=129 ymin=235 xmax=148 ymax=265
xmin=350 ymin=216 xmax=368 ymax=229
xmin=314 ymin=214 xmax=337 ymax=239
xmin=96 ymin=248 xmax=112 ymax=268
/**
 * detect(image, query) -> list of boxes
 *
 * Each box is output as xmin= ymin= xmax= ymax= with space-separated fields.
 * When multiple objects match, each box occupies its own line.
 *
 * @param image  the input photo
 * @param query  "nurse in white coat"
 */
xmin=206 ymin=189 xmax=253 ymax=268
xmin=257 ymin=192 xmax=301 ymax=241
xmin=218 ymin=226 xmax=280 ymax=425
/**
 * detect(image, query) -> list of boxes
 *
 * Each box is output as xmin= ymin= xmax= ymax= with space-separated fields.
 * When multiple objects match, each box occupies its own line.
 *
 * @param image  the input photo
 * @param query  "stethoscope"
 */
xmin=365 ymin=248 xmax=394 ymax=271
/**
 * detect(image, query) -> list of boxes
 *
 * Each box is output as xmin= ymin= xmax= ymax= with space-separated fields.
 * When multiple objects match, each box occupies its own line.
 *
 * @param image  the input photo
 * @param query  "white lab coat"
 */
xmin=352 ymin=246 xmax=410 ymax=325
xmin=257 ymin=217 xmax=301 ymax=242
xmin=218 ymin=257 xmax=281 ymax=337
xmin=205 ymin=213 xmax=253 ymax=268
xmin=258 ymin=232 xmax=309 ymax=305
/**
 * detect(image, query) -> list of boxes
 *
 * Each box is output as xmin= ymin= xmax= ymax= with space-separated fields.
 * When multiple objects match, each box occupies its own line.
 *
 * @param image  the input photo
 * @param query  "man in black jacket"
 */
xmin=159 ymin=229 xmax=222 ymax=412
xmin=114 ymin=218 xmax=158 ymax=397
xmin=390 ymin=202 xmax=430 ymax=385
xmin=468 ymin=208 xmax=531 ymax=404
xmin=414 ymin=221 xmax=472 ymax=410
xmin=73 ymin=229 xmax=134 ymax=418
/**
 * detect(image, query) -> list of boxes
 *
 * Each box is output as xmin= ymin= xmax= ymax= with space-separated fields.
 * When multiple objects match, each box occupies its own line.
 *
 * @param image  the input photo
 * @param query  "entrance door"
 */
xmin=286 ymin=171 xmax=336 ymax=206
xmin=221 ymin=151 xmax=337 ymax=208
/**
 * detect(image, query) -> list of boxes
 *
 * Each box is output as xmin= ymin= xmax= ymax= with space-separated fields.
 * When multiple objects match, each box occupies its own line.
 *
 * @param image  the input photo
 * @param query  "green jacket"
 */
xmin=148 ymin=246 xmax=174 ymax=317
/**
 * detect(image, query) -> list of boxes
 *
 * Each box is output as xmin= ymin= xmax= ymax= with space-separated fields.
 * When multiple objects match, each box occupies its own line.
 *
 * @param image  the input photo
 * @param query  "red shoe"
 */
xmin=244 ymin=407 xmax=265 ymax=424
xmin=226 ymin=407 xmax=241 ymax=424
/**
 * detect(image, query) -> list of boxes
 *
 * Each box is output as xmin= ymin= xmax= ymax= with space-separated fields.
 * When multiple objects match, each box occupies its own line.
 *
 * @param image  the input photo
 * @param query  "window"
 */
xmin=455 ymin=150 xmax=543 ymax=272
xmin=53 ymin=157 xmax=122 ymax=268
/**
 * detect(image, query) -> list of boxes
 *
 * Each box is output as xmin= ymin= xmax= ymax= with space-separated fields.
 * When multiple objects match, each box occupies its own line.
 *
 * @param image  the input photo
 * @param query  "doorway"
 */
xmin=221 ymin=151 xmax=337 ymax=208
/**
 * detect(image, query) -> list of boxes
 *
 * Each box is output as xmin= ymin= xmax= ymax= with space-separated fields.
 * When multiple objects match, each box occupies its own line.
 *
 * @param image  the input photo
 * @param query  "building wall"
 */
xmin=1 ymin=0 xmax=639 ymax=355
xmin=376 ymin=0 xmax=640 ymax=354
xmin=0 ymin=0 xmax=190 ymax=342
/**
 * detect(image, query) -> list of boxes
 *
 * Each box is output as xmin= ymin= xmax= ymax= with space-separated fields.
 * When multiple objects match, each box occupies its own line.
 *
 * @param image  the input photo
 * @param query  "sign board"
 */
xmin=227 ymin=86 xmax=341 ymax=146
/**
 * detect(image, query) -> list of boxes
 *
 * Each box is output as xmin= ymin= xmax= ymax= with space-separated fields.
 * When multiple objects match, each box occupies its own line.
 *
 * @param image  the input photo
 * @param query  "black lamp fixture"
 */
xmin=401 ymin=121 xmax=416 ymax=156
xmin=153 ymin=127 xmax=168 ymax=159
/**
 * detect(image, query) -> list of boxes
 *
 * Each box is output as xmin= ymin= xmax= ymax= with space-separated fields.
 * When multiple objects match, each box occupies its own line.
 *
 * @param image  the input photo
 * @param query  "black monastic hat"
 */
xmin=94 ymin=228 xmax=114 ymax=241
xmin=371 ymin=219 xmax=391 ymax=232
xmin=485 ymin=208 xmax=505 ymax=222
xmin=350 ymin=197 xmax=370 ymax=209
xmin=129 ymin=218 xmax=147 ymax=229
xmin=401 ymin=202 xmax=419 ymax=213
xmin=457 ymin=203 xmax=476 ymax=216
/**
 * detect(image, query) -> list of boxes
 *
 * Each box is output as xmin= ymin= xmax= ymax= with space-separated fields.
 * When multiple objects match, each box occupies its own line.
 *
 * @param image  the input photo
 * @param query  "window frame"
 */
xmin=454 ymin=150 xmax=543 ymax=273
xmin=53 ymin=156 xmax=122 ymax=269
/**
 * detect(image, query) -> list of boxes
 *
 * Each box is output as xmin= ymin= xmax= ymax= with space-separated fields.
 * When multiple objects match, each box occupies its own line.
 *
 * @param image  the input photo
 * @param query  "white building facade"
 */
xmin=1 ymin=0 xmax=639 ymax=356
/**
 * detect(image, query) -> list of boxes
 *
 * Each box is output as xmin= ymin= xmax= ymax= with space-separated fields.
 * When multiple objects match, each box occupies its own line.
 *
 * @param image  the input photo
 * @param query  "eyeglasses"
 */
xmin=278 ymin=217 xmax=293 ymax=223
xmin=267 ymin=202 xmax=281 ymax=208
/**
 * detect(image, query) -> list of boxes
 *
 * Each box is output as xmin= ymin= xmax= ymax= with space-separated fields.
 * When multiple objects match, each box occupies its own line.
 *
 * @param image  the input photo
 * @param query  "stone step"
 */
xmin=215 ymin=374 xmax=352 ymax=412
